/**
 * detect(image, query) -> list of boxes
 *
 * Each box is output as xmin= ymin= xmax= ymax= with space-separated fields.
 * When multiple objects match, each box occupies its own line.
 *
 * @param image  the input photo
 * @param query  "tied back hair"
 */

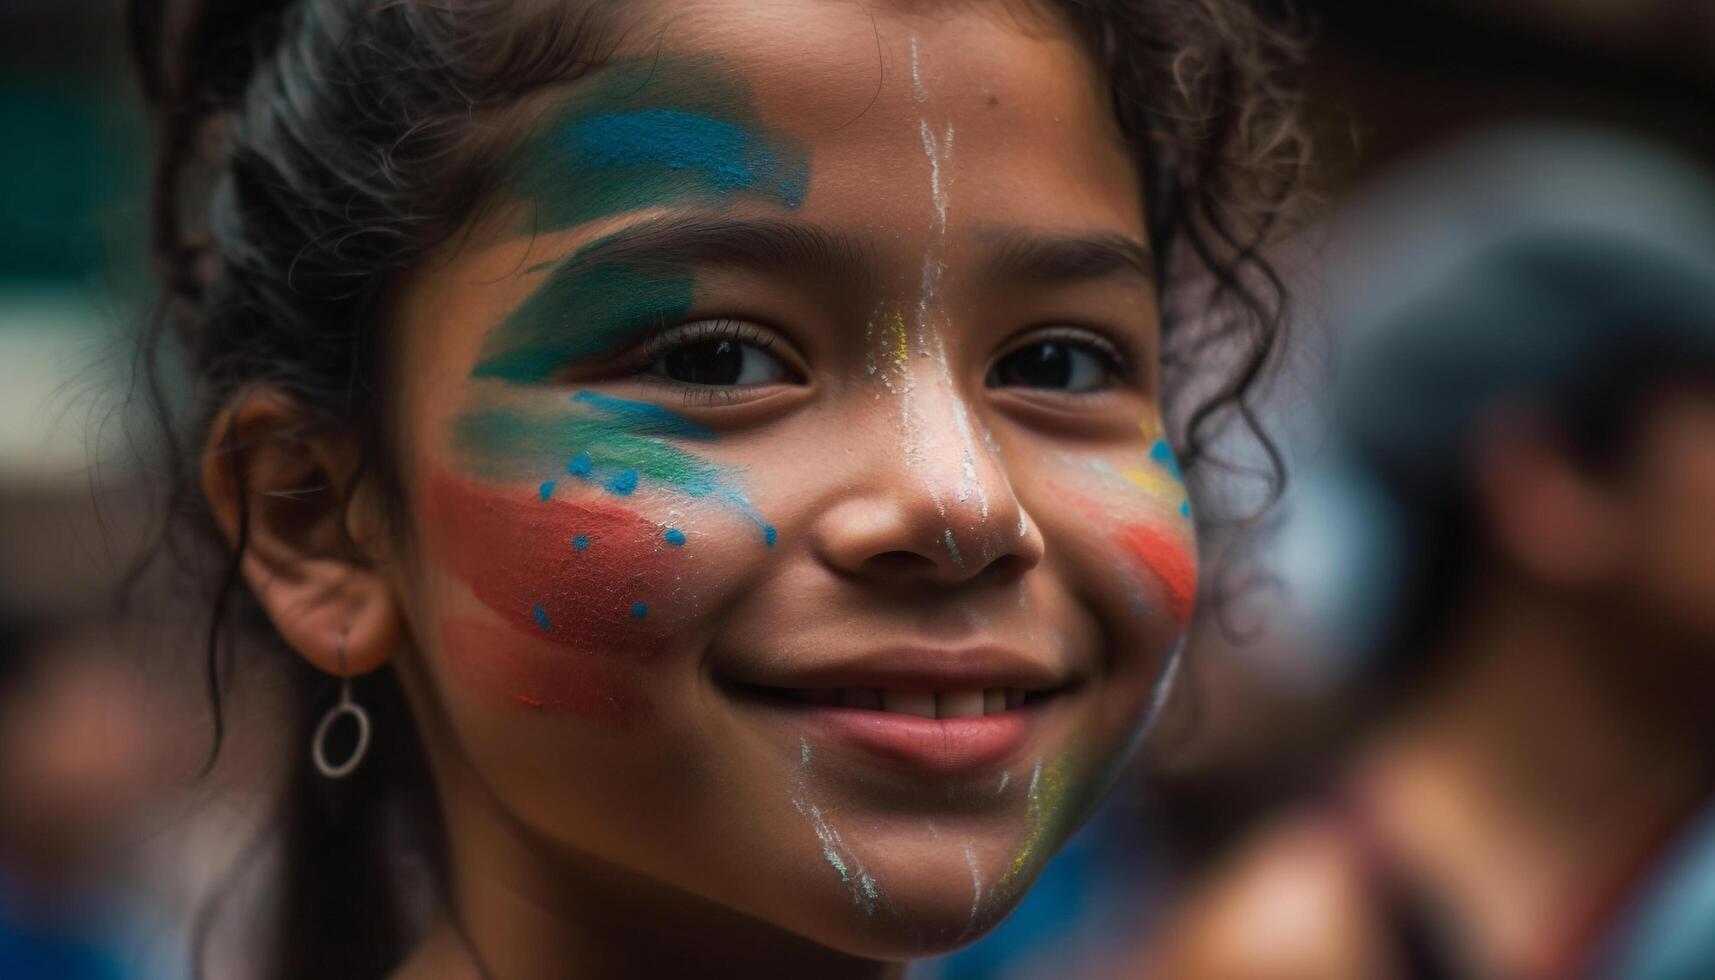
xmin=127 ymin=1 xmax=1307 ymax=976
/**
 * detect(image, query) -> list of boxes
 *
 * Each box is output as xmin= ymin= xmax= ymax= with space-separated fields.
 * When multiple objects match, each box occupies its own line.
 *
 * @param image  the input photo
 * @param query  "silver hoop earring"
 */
xmin=312 ymin=632 xmax=370 ymax=779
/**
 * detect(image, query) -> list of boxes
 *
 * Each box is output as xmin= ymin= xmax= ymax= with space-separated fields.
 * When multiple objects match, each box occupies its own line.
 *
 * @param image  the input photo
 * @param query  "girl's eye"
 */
xmin=987 ymin=336 xmax=1123 ymax=393
xmin=638 ymin=321 xmax=794 ymax=387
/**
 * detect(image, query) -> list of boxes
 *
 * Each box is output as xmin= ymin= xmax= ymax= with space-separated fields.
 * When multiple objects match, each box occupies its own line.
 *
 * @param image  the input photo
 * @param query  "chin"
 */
xmin=749 ymin=828 xmax=1061 ymax=961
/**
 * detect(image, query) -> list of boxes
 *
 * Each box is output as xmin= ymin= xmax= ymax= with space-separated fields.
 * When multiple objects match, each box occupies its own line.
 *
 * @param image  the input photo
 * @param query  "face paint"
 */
xmin=425 ymin=471 xmax=681 ymax=655
xmin=478 ymin=55 xmax=811 ymax=381
xmin=437 ymin=617 xmax=651 ymax=725
xmin=997 ymin=753 xmax=1072 ymax=895
xmin=1050 ymin=480 xmax=1198 ymax=624
xmin=509 ymin=57 xmax=810 ymax=234
xmin=452 ymin=392 xmax=776 ymax=545
xmin=792 ymin=739 xmax=883 ymax=916
xmin=473 ymin=244 xmax=695 ymax=383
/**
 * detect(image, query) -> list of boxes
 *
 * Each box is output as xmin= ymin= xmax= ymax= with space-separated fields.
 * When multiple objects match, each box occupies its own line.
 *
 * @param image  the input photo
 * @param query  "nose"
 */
xmin=812 ymin=366 xmax=1045 ymax=588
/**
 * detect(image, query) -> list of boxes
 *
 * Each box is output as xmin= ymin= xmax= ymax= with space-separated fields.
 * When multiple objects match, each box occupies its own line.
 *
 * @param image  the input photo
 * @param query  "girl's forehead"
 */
xmin=609 ymin=0 xmax=1126 ymax=162
xmin=504 ymin=1 xmax=1141 ymax=241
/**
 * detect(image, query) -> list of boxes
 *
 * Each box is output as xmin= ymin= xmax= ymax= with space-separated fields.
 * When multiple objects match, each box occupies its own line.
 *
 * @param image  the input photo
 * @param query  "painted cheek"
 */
xmin=424 ymin=471 xmax=693 ymax=722
xmin=1050 ymin=480 xmax=1199 ymax=626
xmin=1112 ymin=520 xmax=1199 ymax=625
xmin=437 ymin=617 xmax=652 ymax=725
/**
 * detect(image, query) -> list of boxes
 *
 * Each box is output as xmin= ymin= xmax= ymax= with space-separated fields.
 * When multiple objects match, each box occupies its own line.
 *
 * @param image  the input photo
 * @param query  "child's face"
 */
xmin=388 ymin=1 xmax=1194 ymax=956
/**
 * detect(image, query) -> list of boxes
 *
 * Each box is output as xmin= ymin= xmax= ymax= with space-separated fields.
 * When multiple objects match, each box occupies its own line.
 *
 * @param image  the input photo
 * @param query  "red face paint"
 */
xmin=424 ymin=471 xmax=681 ymax=721
xmin=1052 ymin=482 xmax=1198 ymax=625
xmin=437 ymin=617 xmax=652 ymax=725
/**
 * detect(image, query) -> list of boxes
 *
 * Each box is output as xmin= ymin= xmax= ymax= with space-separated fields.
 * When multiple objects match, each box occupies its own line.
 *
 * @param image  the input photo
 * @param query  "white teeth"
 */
xmin=842 ymin=688 xmax=883 ymax=710
xmin=807 ymin=687 xmax=1031 ymax=716
xmin=937 ymin=690 xmax=985 ymax=719
xmin=883 ymin=690 xmax=938 ymax=718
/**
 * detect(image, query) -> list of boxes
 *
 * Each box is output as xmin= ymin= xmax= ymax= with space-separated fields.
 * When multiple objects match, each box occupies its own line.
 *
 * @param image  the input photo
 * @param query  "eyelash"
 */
xmin=998 ymin=326 xmax=1134 ymax=388
xmin=623 ymin=318 xmax=787 ymax=405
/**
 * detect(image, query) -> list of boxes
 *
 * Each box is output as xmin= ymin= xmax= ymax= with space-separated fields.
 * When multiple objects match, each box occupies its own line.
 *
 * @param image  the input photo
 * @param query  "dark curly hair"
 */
xmin=127 ymin=0 xmax=1308 ymax=976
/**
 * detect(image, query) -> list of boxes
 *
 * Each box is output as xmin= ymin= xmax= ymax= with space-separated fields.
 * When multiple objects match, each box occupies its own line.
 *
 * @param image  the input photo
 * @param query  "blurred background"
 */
xmin=3 ymin=1 xmax=1714 ymax=977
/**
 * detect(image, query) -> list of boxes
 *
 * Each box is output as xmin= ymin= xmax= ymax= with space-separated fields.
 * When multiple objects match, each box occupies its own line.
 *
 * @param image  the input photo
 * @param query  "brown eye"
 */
xmin=988 ymin=338 xmax=1120 ymax=392
xmin=641 ymin=321 xmax=793 ymax=387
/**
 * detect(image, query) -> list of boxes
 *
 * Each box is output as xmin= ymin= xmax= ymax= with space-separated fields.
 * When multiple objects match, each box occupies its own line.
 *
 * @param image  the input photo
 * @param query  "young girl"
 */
xmin=131 ymin=0 xmax=1302 ymax=976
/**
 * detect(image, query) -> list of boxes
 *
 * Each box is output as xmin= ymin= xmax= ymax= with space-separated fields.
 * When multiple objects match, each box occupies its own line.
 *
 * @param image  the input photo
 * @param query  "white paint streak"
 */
xmin=997 ymin=770 xmax=1011 ymax=795
xmin=961 ymin=845 xmax=984 ymax=939
xmin=1138 ymin=645 xmax=1184 ymax=742
xmin=792 ymin=798 xmax=880 ymax=915
xmin=942 ymin=528 xmax=965 ymax=568
xmin=910 ymin=35 xmax=928 ymax=105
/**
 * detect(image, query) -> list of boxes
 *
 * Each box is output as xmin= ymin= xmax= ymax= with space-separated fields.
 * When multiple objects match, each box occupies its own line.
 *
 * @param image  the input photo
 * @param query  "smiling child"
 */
xmin=131 ymin=0 xmax=1304 ymax=976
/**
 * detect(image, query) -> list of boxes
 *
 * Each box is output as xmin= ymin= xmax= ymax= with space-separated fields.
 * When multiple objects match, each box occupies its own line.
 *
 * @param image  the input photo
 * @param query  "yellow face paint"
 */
xmin=888 ymin=309 xmax=911 ymax=369
xmin=1000 ymin=753 xmax=1071 ymax=890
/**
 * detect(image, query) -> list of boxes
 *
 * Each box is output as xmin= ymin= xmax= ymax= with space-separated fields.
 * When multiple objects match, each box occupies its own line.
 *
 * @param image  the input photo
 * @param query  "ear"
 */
xmin=1472 ymin=413 xmax=1628 ymax=590
xmin=201 ymin=389 xmax=403 ymax=679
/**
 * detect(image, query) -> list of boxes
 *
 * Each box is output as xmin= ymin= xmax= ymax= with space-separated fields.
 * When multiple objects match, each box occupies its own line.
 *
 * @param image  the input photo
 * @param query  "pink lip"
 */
xmin=759 ymin=701 xmax=1039 ymax=776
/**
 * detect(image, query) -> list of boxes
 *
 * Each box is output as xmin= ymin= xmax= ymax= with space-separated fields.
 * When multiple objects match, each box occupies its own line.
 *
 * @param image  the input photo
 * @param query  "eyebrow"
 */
xmin=535 ymin=213 xmax=881 ymax=295
xmin=980 ymin=229 xmax=1157 ymax=287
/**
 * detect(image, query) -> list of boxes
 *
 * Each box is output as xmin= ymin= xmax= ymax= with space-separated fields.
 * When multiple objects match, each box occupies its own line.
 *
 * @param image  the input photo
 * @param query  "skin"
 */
xmin=205 ymin=3 xmax=1197 ymax=976
xmin=1137 ymin=389 xmax=1715 ymax=979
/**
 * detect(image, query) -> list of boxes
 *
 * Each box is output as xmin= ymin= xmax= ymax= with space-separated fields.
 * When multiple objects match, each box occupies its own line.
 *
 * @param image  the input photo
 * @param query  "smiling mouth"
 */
xmin=727 ymin=682 xmax=1070 ymax=775
xmin=747 ymin=686 xmax=1041 ymax=718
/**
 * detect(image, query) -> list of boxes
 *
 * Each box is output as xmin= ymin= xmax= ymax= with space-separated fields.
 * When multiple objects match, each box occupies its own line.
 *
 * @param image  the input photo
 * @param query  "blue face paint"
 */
xmin=632 ymin=601 xmax=649 ymax=619
xmin=539 ymin=481 xmax=556 ymax=501
xmin=508 ymin=58 xmax=811 ymax=234
xmin=533 ymin=604 xmax=553 ymax=630
xmin=605 ymin=469 xmax=641 ymax=496
xmin=560 ymin=109 xmax=808 ymax=208
xmin=664 ymin=528 xmax=687 ymax=546
xmin=1149 ymin=439 xmax=1184 ymax=481
xmin=572 ymin=534 xmax=591 ymax=551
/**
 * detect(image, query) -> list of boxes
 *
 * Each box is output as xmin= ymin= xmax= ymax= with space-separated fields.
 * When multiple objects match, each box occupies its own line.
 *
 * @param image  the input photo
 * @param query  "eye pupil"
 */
xmin=995 ymin=341 xmax=1073 ymax=388
xmin=664 ymin=338 xmax=743 ymax=385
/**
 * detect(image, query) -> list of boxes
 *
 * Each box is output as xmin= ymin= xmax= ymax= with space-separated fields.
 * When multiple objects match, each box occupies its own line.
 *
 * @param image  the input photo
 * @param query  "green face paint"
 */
xmin=452 ymin=392 xmax=778 ymax=545
xmin=472 ymin=242 xmax=694 ymax=383
xmin=509 ymin=57 xmax=811 ymax=234
xmin=454 ymin=402 xmax=720 ymax=493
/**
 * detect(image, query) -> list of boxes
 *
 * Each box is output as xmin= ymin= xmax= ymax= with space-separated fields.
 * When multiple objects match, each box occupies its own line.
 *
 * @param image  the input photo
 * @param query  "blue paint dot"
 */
xmin=763 ymin=525 xmax=778 ymax=547
xmin=538 ymin=481 xmax=556 ymax=502
xmin=631 ymin=601 xmax=648 ymax=619
xmin=1150 ymin=439 xmax=1184 ymax=480
xmin=1180 ymin=500 xmax=1192 ymax=519
xmin=532 ymin=604 xmax=552 ymax=630
xmin=605 ymin=469 xmax=639 ymax=496
xmin=572 ymin=534 xmax=590 ymax=551
xmin=663 ymin=528 xmax=686 ymax=546
xmin=568 ymin=453 xmax=594 ymax=479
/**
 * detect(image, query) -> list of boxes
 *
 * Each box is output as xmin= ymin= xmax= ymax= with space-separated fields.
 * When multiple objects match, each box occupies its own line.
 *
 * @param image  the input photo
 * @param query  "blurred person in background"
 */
xmin=1138 ymin=129 xmax=1715 ymax=979
xmin=0 ymin=606 xmax=174 ymax=979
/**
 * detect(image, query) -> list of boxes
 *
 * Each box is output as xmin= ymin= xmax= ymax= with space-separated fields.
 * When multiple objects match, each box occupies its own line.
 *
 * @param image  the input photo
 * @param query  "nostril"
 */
xmin=862 ymin=550 xmax=940 ymax=579
xmin=978 ymin=552 xmax=1030 ymax=585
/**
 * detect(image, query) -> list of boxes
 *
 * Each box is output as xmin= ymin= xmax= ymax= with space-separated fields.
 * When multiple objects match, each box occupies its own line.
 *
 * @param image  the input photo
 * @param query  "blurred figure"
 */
xmin=1140 ymin=129 xmax=1715 ymax=979
xmin=0 ymin=607 xmax=174 ymax=980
